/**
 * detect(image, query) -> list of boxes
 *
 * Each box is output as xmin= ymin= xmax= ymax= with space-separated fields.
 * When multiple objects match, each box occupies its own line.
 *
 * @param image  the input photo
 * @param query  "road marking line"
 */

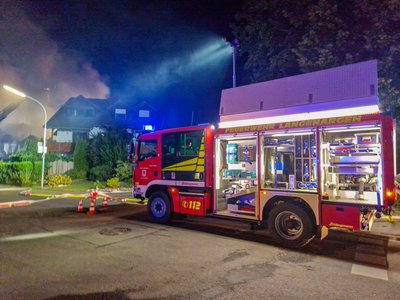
xmin=0 ymin=202 xmax=12 ymax=209
xmin=0 ymin=230 xmax=75 ymax=242
xmin=0 ymin=200 xmax=33 ymax=209
xmin=351 ymin=264 xmax=388 ymax=280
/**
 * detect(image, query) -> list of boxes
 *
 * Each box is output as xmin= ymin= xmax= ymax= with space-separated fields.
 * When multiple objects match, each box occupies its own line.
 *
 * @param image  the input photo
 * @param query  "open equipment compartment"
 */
xmin=215 ymin=133 xmax=258 ymax=219
xmin=262 ymin=130 xmax=317 ymax=191
xmin=320 ymin=124 xmax=382 ymax=230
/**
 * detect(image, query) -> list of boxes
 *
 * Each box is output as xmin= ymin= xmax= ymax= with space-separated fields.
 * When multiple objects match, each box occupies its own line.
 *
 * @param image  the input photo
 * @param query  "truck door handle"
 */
xmin=154 ymin=171 xmax=158 ymax=176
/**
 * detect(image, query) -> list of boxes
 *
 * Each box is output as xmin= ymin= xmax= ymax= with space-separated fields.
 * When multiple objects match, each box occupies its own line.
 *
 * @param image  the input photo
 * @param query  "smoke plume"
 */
xmin=0 ymin=1 xmax=109 ymax=139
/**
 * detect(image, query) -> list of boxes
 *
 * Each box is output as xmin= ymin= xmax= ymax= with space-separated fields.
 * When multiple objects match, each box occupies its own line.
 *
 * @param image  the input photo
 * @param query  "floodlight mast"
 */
xmin=3 ymin=85 xmax=48 ymax=189
xmin=224 ymin=38 xmax=240 ymax=88
xmin=231 ymin=39 xmax=239 ymax=88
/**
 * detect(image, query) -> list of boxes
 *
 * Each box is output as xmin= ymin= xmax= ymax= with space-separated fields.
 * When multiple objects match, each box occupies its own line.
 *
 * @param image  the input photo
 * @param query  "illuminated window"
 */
xmin=139 ymin=110 xmax=150 ymax=118
xmin=115 ymin=108 xmax=126 ymax=120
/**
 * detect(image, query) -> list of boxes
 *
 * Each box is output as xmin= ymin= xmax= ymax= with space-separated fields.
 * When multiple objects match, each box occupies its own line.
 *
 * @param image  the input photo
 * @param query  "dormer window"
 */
xmin=115 ymin=108 xmax=126 ymax=120
xmin=139 ymin=109 xmax=150 ymax=118
xmin=71 ymin=108 xmax=94 ymax=117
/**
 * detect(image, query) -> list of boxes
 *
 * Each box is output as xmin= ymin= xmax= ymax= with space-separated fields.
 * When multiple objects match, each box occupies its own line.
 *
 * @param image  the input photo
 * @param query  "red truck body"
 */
xmin=132 ymin=61 xmax=396 ymax=247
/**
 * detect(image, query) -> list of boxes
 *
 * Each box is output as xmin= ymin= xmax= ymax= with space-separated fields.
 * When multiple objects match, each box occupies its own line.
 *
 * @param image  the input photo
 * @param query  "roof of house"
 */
xmin=46 ymin=95 xmax=160 ymax=131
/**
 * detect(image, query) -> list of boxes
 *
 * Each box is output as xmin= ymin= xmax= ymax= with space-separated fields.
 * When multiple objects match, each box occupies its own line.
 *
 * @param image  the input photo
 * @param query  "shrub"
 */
xmin=88 ymin=129 xmax=130 ymax=170
xmin=0 ymin=161 xmax=42 ymax=186
xmin=47 ymin=175 xmax=72 ymax=187
xmin=17 ymin=162 xmax=34 ymax=186
xmin=89 ymin=164 xmax=113 ymax=181
xmin=106 ymin=177 xmax=120 ymax=188
xmin=65 ymin=168 xmax=87 ymax=180
xmin=93 ymin=180 xmax=105 ymax=189
xmin=115 ymin=160 xmax=131 ymax=181
xmin=9 ymin=139 xmax=40 ymax=162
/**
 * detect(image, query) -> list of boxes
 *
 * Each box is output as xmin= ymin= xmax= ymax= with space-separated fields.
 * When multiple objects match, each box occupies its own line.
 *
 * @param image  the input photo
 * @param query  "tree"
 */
xmin=73 ymin=139 xmax=89 ymax=179
xmin=232 ymin=0 xmax=400 ymax=110
xmin=9 ymin=138 xmax=40 ymax=162
xmin=87 ymin=129 xmax=131 ymax=180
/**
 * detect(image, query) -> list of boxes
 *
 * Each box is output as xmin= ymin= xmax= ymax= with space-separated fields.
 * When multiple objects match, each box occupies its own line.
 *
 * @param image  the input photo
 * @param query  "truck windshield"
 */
xmin=138 ymin=140 xmax=158 ymax=161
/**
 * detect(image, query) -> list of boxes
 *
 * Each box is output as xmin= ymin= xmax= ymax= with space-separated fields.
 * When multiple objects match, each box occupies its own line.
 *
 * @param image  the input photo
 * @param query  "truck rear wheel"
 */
xmin=267 ymin=202 xmax=315 ymax=248
xmin=147 ymin=192 xmax=172 ymax=223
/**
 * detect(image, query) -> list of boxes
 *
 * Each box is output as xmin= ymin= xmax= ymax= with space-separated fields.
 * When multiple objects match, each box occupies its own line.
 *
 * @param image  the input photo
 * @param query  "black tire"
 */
xmin=147 ymin=191 xmax=172 ymax=223
xmin=267 ymin=202 xmax=315 ymax=248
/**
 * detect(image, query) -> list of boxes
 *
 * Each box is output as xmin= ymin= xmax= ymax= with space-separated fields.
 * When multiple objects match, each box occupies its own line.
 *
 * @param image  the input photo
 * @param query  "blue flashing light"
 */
xmin=143 ymin=125 xmax=154 ymax=131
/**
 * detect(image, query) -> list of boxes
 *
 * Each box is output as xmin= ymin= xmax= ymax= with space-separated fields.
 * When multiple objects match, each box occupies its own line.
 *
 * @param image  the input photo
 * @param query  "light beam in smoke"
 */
xmin=128 ymin=37 xmax=231 ymax=97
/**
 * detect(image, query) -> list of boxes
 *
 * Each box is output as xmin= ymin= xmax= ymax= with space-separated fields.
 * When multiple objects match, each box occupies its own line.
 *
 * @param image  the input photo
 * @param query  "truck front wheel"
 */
xmin=267 ymin=202 xmax=315 ymax=248
xmin=147 ymin=192 xmax=172 ymax=223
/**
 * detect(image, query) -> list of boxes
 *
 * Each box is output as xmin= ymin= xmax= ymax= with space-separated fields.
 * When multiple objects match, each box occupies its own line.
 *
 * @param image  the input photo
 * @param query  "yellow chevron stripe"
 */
xmin=176 ymin=165 xmax=197 ymax=171
xmin=196 ymin=166 xmax=204 ymax=172
xmin=162 ymin=131 xmax=205 ymax=173
xmin=162 ymin=158 xmax=198 ymax=171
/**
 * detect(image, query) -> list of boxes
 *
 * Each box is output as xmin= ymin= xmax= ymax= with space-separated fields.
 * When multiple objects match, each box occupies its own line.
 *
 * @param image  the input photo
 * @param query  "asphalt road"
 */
xmin=0 ymin=191 xmax=400 ymax=299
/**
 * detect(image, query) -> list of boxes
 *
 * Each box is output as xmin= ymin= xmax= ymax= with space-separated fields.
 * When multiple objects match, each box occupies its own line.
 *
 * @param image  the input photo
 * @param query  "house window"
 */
xmin=56 ymin=131 xmax=73 ymax=143
xmin=139 ymin=110 xmax=150 ymax=118
xmin=115 ymin=108 xmax=126 ymax=120
xmin=73 ymin=132 xmax=88 ymax=142
xmin=73 ymin=109 xmax=93 ymax=117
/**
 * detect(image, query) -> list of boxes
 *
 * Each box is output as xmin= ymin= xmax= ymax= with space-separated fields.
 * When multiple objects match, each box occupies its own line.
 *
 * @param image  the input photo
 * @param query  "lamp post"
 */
xmin=3 ymin=85 xmax=48 ymax=189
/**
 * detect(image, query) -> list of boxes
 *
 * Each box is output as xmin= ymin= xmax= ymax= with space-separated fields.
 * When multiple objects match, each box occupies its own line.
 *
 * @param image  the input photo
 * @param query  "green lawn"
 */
xmin=28 ymin=180 xmax=101 ymax=194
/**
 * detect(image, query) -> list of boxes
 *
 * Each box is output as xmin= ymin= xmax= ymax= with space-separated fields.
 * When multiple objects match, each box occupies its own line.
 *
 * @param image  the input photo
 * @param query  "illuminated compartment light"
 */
xmin=271 ymin=131 xmax=313 ymax=137
xmin=218 ymin=105 xmax=379 ymax=129
xmin=308 ymin=105 xmax=378 ymax=118
xmin=325 ymin=126 xmax=380 ymax=133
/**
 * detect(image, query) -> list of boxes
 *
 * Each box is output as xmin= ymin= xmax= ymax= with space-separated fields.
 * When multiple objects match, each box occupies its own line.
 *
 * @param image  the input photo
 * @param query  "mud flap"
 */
xmin=318 ymin=226 xmax=329 ymax=240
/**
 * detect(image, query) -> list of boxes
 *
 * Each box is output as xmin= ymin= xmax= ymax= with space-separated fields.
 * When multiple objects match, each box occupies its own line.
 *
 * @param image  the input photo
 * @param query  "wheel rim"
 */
xmin=151 ymin=197 xmax=166 ymax=218
xmin=274 ymin=210 xmax=304 ymax=240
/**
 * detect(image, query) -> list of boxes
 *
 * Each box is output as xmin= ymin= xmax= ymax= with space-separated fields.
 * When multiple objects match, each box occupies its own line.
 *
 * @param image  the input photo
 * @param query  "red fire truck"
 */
xmin=132 ymin=61 xmax=396 ymax=247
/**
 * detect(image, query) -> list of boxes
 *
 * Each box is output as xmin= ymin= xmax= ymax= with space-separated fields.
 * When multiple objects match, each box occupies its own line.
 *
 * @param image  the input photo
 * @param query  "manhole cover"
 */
xmin=99 ymin=227 xmax=132 ymax=236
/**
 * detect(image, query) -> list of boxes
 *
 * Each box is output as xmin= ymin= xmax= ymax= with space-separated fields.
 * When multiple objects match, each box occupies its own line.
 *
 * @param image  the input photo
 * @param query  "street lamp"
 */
xmin=3 ymin=85 xmax=48 ymax=189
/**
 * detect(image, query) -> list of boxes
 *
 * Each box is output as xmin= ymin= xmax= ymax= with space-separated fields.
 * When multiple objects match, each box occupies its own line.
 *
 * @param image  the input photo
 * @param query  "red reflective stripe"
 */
xmin=381 ymin=114 xmax=396 ymax=207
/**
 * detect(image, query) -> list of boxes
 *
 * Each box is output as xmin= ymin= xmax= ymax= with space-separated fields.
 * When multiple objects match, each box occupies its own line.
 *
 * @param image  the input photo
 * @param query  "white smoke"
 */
xmin=129 ymin=38 xmax=231 ymax=97
xmin=0 ymin=1 xmax=109 ymax=139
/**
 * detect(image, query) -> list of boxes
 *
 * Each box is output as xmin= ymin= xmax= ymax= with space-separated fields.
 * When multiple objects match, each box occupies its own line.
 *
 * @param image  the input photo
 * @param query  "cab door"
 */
xmin=135 ymin=137 xmax=160 ymax=187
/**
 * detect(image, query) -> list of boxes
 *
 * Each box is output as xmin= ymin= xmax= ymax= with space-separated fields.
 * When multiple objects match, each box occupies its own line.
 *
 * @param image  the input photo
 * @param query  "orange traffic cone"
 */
xmin=102 ymin=197 xmax=109 ymax=207
xmin=88 ymin=199 xmax=96 ymax=215
xmin=77 ymin=198 xmax=85 ymax=213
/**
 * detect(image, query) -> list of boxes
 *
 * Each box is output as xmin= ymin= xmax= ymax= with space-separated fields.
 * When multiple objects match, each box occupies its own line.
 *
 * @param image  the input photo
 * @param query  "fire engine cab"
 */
xmin=132 ymin=60 xmax=396 ymax=248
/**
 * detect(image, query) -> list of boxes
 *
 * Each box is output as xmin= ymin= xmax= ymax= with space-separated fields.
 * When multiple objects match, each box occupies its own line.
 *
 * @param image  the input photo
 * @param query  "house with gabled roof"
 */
xmin=46 ymin=95 xmax=160 ymax=153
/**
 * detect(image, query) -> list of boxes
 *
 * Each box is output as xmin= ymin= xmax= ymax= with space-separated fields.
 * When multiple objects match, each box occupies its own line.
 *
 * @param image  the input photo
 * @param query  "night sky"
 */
xmin=0 ymin=0 xmax=246 ymax=137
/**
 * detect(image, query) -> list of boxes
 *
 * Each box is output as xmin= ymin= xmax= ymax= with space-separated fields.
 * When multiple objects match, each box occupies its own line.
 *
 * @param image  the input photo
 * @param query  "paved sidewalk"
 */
xmin=0 ymin=186 xmax=25 ymax=191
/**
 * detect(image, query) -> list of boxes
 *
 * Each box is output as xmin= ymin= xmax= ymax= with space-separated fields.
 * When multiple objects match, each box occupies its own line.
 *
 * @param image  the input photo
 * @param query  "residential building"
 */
xmin=46 ymin=95 xmax=160 ymax=153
